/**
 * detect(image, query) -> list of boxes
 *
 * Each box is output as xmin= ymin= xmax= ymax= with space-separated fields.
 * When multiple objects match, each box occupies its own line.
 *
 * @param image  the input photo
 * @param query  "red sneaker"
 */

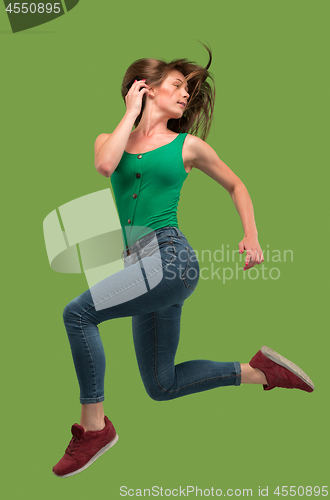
xmin=249 ymin=345 xmax=315 ymax=392
xmin=52 ymin=416 xmax=118 ymax=477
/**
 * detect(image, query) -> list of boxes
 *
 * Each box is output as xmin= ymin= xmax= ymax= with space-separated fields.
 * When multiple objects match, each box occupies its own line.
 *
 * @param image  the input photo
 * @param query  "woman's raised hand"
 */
xmin=125 ymin=79 xmax=149 ymax=118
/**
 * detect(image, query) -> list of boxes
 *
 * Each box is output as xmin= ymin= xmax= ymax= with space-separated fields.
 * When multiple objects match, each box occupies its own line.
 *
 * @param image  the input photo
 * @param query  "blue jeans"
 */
xmin=63 ymin=226 xmax=241 ymax=404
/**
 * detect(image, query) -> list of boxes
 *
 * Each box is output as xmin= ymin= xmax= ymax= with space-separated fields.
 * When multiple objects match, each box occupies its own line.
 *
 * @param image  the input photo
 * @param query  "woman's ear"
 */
xmin=148 ymin=85 xmax=157 ymax=99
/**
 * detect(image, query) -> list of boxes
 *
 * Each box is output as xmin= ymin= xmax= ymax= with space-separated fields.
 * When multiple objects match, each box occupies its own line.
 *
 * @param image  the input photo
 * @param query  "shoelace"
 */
xmin=65 ymin=436 xmax=82 ymax=456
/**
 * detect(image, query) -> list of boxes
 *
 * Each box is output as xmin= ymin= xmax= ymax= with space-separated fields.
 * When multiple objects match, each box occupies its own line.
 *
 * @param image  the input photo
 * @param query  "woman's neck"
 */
xmin=133 ymin=102 xmax=173 ymax=138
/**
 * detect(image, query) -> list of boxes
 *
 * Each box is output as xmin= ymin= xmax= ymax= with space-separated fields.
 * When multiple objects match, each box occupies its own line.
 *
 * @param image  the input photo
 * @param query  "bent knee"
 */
xmin=144 ymin=381 xmax=175 ymax=402
xmin=63 ymin=298 xmax=80 ymax=325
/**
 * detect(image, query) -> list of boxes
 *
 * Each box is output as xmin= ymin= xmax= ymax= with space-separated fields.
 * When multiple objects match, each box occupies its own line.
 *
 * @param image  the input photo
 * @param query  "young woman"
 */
xmin=52 ymin=47 xmax=314 ymax=478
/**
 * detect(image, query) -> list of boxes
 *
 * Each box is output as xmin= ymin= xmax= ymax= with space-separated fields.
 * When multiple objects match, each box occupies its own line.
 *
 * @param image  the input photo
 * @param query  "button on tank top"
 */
xmin=110 ymin=133 xmax=189 ymax=249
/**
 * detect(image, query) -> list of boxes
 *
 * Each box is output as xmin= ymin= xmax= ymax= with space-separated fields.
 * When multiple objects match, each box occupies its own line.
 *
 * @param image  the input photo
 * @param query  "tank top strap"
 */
xmin=173 ymin=132 xmax=188 ymax=150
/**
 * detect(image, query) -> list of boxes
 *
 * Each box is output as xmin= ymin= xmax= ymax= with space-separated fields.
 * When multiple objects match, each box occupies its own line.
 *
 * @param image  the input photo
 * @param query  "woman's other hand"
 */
xmin=125 ymin=79 xmax=149 ymax=118
xmin=238 ymin=236 xmax=264 ymax=271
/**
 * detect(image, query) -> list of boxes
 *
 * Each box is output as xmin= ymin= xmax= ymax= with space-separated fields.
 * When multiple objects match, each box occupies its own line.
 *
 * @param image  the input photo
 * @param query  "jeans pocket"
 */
xmin=181 ymin=246 xmax=200 ymax=290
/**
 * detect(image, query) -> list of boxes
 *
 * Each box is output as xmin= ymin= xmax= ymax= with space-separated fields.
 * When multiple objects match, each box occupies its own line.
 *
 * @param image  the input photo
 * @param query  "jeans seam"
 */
xmin=77 ymin=303 xmax=99 ymax=400
xmin=152 ymin=311 xmax=239 ymax=396
xmin=140 ymin=241 xmax=176 ymax=262
xmin=80 ymin=396 xmax=104 ymax=404
xmin=181 ymin=246 xmax=195 ymax=290
xmin=181 ymin=247 xmax=189 ymax=279
xmin=152 ymin=312 xmax=159 ymax=393
xmin=94 ymin=247 xmax=176 ymax=307
xmin=123 ymin=227 xmax=181 ymax=259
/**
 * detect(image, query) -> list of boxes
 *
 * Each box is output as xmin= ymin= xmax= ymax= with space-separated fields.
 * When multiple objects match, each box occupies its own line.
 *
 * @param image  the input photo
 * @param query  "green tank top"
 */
xmin=111 ymin=133 xmax=189 ymax=249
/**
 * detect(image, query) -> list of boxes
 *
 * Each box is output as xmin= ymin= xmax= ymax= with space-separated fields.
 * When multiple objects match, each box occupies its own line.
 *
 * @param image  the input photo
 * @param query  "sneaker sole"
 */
xmin=261 ymin=345 xmax=315 ymax=391
xmin=53 ymin=433 xmax=119 ymax=478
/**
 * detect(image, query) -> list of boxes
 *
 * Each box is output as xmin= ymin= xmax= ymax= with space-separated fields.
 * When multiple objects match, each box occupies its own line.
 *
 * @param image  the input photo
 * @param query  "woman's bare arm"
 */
xmin=94 ymin=111 xmax=136 ymax=177
xmin=186 ymin=134 xmax=264 ymax=269
xmin=94 ymin=79 xmax=149 ymax=177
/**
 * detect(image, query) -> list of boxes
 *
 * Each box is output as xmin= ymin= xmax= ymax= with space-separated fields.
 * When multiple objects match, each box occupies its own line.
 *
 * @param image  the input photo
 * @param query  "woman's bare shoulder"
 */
xmin=184 ymin=133 xmax=205 ymax=148
xmin=183 ymin=134 xmax=210 ymax=168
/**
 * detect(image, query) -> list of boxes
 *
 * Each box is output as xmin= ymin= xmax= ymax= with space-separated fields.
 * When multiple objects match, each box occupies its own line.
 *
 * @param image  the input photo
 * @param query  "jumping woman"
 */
xmin=52 ymin=47 xmax=314 ymax=478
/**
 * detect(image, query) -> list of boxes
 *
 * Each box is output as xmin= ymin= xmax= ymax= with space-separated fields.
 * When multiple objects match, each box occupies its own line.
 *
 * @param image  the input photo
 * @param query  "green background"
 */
xmin=1 ymin=0 xmax=329 ymax=498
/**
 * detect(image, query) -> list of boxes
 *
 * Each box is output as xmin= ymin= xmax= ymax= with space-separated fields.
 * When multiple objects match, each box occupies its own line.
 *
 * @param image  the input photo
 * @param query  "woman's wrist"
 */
xmin=124 ymin=109 xmax=139 ymax=122
xmin=244 ymin=231 xmax=258 ymax=239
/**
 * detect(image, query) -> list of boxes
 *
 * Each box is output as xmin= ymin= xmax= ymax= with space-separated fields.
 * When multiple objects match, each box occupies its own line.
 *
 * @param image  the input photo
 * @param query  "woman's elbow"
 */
xmin=95 ymin=162 xmax=112 ymax=178
xmin=228 ymin=179 xmax=245 ymax=197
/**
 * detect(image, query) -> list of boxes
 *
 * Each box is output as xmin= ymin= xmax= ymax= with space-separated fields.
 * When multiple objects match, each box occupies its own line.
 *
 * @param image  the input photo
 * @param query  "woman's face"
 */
xmin=152 ymin=70 xmax=190 ymax=119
